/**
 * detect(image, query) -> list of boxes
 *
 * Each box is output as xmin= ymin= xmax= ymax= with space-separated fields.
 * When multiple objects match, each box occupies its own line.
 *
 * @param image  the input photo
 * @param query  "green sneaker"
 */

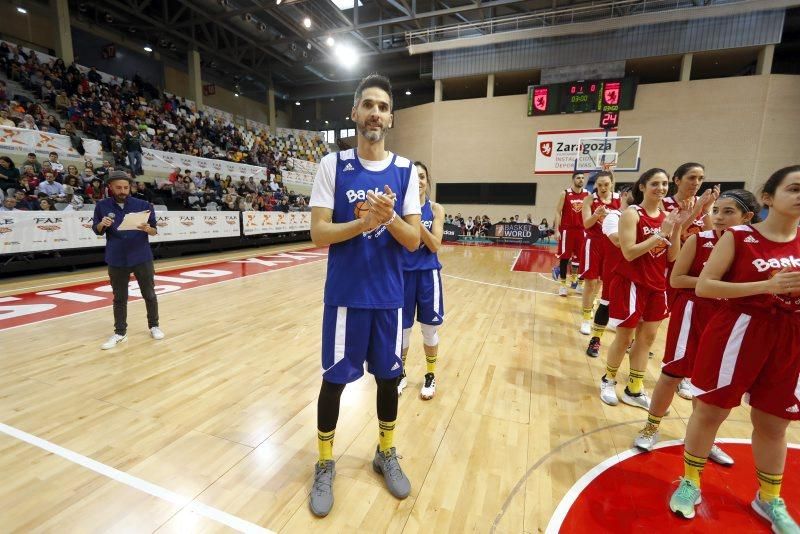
xmin=669 ymin=478 xmax=702 ymax=519
xmin=752 ymin=493 xmax=800 ymax=533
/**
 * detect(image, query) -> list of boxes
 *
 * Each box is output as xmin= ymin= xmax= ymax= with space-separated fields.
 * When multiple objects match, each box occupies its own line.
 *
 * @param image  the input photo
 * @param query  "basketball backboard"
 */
xmin=574 ymin=135 xmax=642 ymax=173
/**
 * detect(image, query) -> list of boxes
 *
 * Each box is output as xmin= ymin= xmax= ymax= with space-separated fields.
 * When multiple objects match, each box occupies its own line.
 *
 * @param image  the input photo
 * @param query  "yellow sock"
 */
xmin=628 ymin=369 xmax=645 ymax=394
xmin=683 ymin=450 xmax=707 ymax=486
xmin=560 ymin=278 xmax=567 ymax=287
xmin=378 ymin=420 xmax=395 ymax=453
xmin=425 ymin=353 xmax=436 ymax=374
xmin=582 ymin=307 xmax=593 ymax=320
xmin=570 ymin=273 xmax=579 ymax=284
xmin=756 ymin=469 xmax=783 ymax=502
xmin=646 ymin=413 xmax=662 ymax=429
xmin=590 ymin=324 xmax=606 ymax=339
xmin=318 ymin=429 xmax=335 ymax=463
xmin=605 ymin=363 xmax=619 ymax=380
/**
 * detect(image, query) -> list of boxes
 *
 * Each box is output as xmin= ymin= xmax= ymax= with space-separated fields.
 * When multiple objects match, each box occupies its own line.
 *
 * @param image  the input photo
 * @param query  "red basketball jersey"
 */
xmin=601 ymin=210 xmax=625 ymax=278
xmin=674 ymin=229 xmax=719 ymax=303
xmin=616 ymin=205 xmax=669 ymax=291
xmin=560 ymin=188 xmax=589 ymax=230
xmin=723 ymin=225 xmax=800 ymax=313
xmin=663 ymin=195 xmax=705 ymax=240
xmin=586 ymin=192 xmax=621 ymax=238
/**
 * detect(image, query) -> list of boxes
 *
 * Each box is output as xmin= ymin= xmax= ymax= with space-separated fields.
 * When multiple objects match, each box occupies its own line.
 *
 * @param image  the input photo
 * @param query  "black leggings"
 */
xmin=317 ymin=377 xmax=399 ymax=432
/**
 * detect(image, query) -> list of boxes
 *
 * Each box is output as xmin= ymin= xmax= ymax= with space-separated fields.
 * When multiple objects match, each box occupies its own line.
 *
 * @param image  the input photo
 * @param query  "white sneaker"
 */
xmin=709 ymin=444 xmax=735 ymax=466
xmin=420 ymin=373 xmax=436 ymax=400
xmin=150 ymin=327 xmax=165 ymax=340
xmin=600 ymin=377 xmax=619 ymax=406
xmin=558 ymin=286 xmax=568 ymax=297
xmin=575 ymin=284 xmax=584 ymax=294
xmin=101 ymin=334 xmax=127 ymax=350
xmin=621 ymin=388 xmax=651 ymax=411
xmin=676 ymin=378 xmax=693 ymax=400
xmin=634 ymin=424 xmax=659 ymax=451
xmin=397 ymin=374 xmax=407 ymax=396
xmin=580 ymin=321 xmax=591 ymax=335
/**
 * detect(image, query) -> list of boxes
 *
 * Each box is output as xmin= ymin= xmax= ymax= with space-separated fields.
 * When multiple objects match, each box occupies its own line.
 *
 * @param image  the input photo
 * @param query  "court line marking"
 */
xmin=509 ymin=251 xmax=521 ymax=272
xmin=544 ymin=438 xmax=800 ymax=534
xmin=443 ymin=273 xmax=577 ymax=298
xmin=0 ymin=422 xmax=274 ymax=534
xmin=0 ymin=243 xmax=314 ymax=295
xmin=0 ymin=256 xmax=326 ymax=333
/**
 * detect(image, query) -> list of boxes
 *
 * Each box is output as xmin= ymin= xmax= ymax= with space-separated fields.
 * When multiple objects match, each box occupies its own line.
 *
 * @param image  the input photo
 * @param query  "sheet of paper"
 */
xmin=117 ymin=211 xmax=151 ymax=231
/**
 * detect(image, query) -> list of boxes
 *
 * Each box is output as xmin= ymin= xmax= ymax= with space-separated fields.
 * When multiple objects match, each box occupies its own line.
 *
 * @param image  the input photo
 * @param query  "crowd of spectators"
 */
xmin=0 ymin=41 xmax=328 ymax=178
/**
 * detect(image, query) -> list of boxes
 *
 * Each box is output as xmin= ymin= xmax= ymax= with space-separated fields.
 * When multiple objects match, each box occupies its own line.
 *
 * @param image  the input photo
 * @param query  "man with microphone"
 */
xmin=93 ymin=170 xmax=165 ymax=350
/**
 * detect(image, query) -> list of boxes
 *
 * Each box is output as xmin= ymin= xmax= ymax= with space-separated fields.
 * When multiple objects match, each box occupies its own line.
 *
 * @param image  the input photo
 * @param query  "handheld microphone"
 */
xmin=108 ymin=212 xmax=116 ymax=221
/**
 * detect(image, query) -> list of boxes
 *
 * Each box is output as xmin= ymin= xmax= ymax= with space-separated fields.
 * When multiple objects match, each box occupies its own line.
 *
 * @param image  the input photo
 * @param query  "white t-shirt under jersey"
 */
xmin=310 ymin=151 xmax=421 ymax=216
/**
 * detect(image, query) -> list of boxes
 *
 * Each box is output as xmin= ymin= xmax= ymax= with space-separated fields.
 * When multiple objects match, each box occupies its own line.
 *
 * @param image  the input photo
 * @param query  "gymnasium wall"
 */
xmin=387 ymin=74 xmax=800 ymax=223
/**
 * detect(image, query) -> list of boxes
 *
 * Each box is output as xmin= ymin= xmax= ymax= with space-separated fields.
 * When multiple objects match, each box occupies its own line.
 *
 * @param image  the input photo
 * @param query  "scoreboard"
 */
xmin=527 ymin=78 xmax=637 ymax=117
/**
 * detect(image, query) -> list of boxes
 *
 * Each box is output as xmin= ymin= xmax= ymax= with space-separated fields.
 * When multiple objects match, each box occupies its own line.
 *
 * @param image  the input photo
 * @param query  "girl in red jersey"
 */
xmin=633 ymin=190 xmax=761 ymax=462
xmin=669 ymin=166 xmax=800 ymax=532
xmin=578 ymin=171 xmax=621 ymax=337
xmin=600 ymin=169 xmax=688 ymax=409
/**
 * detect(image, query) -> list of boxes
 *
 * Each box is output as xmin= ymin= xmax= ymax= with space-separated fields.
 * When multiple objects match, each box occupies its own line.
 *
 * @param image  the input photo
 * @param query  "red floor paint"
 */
xmin=0 ymin=247 xmax=328 ymax=331
xmin=512 ymin=248 xmax=558 ymax=273
xmin=550 ymin=441 xmax=799 ymax=533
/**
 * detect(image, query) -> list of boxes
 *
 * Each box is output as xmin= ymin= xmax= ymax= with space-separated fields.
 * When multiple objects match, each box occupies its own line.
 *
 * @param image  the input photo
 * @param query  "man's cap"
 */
xmin=106 ymin=170 xmax=134 ymax=185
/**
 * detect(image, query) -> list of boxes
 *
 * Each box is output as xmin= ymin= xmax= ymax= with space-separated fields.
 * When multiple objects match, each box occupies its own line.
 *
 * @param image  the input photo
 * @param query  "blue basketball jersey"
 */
xmin=403 ymin=199 xmax=442 ymax=271
xmin=324 ymin=149 xmax=413 ymax=309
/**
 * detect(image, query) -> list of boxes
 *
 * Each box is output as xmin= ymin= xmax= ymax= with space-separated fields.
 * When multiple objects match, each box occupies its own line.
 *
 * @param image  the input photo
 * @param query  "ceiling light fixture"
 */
xmin=295 ymin=101 xmax=301 ymax=106
xmin=326 ymin=36 xmax=335 ymax=47
xmin=144 ymin=46 xmax=153 ymax=53
xmin=16 ymin=7 xmax=28 ymax=14
xmin=405 ymin=90 xmax=411 ymax=96
xmin=334 ymin=44 xmax=358 ymax=69
xmin=303 ymin=17 xmax=311 ymax=29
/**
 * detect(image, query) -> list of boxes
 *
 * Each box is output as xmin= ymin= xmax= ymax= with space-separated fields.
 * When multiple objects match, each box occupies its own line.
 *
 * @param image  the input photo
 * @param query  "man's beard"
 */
xmin=357 ymin=119 xmax=388 ymax=143
xmin=114 ymin=193 xmax=128 ymax=203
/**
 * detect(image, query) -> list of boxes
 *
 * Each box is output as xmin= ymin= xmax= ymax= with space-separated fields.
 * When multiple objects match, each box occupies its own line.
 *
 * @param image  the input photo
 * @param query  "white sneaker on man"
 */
xmin=150 ymin=327 xmax=165 ymax=340
xmin=580 ymin=321 xmax=591 ymax=335
xmin=101 ymin=334 xmax=128 ymax=350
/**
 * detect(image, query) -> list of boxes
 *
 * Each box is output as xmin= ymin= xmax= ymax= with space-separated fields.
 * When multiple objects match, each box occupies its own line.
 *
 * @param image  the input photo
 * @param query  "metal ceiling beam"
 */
xmin=309 ymin=0 xmax=529 ymax=36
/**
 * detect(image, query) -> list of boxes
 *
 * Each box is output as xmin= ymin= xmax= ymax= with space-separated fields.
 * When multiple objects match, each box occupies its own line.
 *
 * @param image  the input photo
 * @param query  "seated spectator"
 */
xmin=79 ymin=166 xmax=96 ymax=185
xmin=19 ymin=113 xmax=38 ymax=130
xmin=13 ymin=189 xmax=36 ymax=210
xmin=17 ymin=172 xmax=38 ymax=196
xmin=54 ymin=91 xmax=70 ymax=112
xmin=63 ymin=173 xmax=83 ymax=195
xmin=277 ymin=197 xmax=290 ymax=213
xmin=38 ymin=197 xmax=56 ymax=211
xmin=0 ymin=197 xmax=17 ymax=211
xmin=23 ymin=152 xmax=42 ymax=174
xmin=94 ymin=159 xmax=112 ymax=181
xmin=47 ymin=151 xmax=64 ymax=174
xmin=0 ymin=109 xmax=15 ymax=127
xmin=0 ymin=156 xmax=20 ymax=191
xmin=62 ymin=187 xmax=84 ymax=211
xmin=38 ymin=171 xmax=65 ymax=198
xmin=85 ymin=177 xmax=105 ymax=202
xmin=44 ymin=114 xmax=61 ymax=133
xmin=464 ymin=217 xmax=475 ymax=236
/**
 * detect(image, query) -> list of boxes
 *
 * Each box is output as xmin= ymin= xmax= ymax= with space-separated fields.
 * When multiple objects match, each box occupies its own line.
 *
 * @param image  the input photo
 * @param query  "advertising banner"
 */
xmin=0 ymin=125 xmax=103 ymax=162
xmin=535 ymin=129 xmax=617 ymax=174
xmin=241 ymin=211 xmax=311 ymax=235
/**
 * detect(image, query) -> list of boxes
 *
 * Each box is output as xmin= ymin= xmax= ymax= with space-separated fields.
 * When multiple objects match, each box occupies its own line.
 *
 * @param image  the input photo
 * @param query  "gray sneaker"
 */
xmin=372 ymin=446 xmax=411 ymax=499
xmin=309 ymin=460 xmax=335 ymax=517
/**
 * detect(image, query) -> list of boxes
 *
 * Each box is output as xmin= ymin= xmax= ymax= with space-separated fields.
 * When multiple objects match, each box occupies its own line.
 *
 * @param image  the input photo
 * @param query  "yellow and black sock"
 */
xmin=582 ymin=307 xmax=593 ymax=321
xmin=560 ymin=278 xmax=568 ymax=287
xmin=605 ymin=363 xmax=619 ymax=380
xmin=378 ymin=420 xmax=395 ymax=453
xmin=683 ymin=450 xmax=707 ymax=486
xmin=318 ymin=429 xmax=335 ymax=463
xmin=590 ymin=324 xmax=606 ymax=339
xmin=425 ymin=354 xmax=436 ymax=374
xmin=646 ymin=413 xmax=662 ymax=431
xmin=756 ymin=469 xmax=783 ymax=502
xmin=627 ymin=369 xmax=645 ymax=394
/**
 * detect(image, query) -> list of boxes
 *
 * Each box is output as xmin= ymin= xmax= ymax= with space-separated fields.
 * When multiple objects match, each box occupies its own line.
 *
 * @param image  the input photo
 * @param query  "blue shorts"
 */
xmin=321 ymin=305 xmax=403 ymax=384
xmin=402 ymin=269 xmax=445 ymax=329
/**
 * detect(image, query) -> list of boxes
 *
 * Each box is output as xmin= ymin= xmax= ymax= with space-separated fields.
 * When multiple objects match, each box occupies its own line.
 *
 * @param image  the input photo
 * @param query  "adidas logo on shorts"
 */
xmin=391 ymin=362 xmax=400 ymax=371
xmin=703 ymin=241 xmax=715 ymax=248
xmin=787 ymin=404 xmax=799 ymax=414
xmin=743 ymin=235 xmax=759 ymax=244
xmin=343 ymin=163 xmax=355 ymax=172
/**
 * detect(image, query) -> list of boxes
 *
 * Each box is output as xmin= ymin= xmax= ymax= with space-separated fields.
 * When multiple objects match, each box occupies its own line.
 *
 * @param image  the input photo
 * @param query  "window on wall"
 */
xmin=320 ymin=130 xmax=335 ymax=143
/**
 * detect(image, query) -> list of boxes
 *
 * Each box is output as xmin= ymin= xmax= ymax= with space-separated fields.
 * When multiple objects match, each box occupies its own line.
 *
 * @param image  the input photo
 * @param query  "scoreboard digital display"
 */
xmin=527 ymin=78 xmax=637 ymax=117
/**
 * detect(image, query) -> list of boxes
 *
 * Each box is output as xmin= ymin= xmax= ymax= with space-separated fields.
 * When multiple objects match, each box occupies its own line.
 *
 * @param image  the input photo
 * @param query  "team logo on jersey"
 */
xmin=649 ymin=240 xmax=667 ymax=258
xmin=754 ymin=256 xmax=800 ymax=272
xmin=744 ymin=235 xmax=760 ymax=244
xmin=703 ymin=241 xmax=715 ymax=248
xmin=787 ymin=404 xmax=800 ymax=414
xmin=570 ymin=200 xmax=583 ymax=213
xmin=343 ymin=163 xmax=355 ymax=172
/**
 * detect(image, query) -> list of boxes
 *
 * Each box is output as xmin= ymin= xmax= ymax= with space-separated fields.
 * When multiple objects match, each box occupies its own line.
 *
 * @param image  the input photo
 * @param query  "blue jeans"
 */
xmin=127 ymin=150 xmax=143 ymax=176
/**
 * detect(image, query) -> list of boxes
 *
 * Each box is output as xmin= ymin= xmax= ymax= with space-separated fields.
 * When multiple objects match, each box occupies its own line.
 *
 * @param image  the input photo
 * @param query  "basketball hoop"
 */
xmin=600 ymin=162 xmax=616 ymax=173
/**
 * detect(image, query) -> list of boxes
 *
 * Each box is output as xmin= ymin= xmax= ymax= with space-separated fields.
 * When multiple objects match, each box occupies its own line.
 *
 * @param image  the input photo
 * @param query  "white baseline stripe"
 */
xmin=510 ymin=251 xmax=521 ymax=272
xmin=0 ymin=422 xmax=273 ymax=534
xmin=545 ymin=438 xmax=800 ymax=534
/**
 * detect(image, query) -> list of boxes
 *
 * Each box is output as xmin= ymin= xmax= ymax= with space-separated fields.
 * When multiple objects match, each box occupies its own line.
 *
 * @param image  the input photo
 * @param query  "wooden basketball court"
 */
xmin=1 ymin=241 xmax=798 ymax=533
